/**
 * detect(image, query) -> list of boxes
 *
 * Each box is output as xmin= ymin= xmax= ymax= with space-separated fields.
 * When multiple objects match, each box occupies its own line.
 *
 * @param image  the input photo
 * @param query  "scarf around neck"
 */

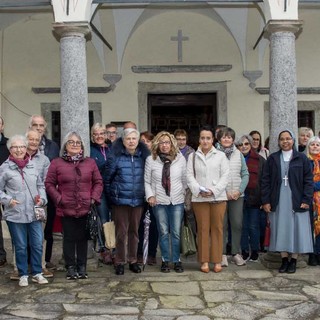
xmin=62 ymin=149 xmax=84 ymax=163
xmin=219 ymin=144 xmax=234 ymax=160
xmin=9 ymin=154 xmax=29 ymax=170
xmin=159 ymin=153 xmax=174 ymax=196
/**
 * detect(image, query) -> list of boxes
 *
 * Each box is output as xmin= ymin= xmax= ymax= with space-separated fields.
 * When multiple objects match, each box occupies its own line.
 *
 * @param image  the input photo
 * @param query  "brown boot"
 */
xmin=100 ymin=250 xmax=113 ymax=265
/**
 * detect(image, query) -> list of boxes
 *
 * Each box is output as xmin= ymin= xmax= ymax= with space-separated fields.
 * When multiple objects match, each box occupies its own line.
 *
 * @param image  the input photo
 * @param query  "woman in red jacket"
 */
xmin=45 ymin=131 xmax=103 ymax=280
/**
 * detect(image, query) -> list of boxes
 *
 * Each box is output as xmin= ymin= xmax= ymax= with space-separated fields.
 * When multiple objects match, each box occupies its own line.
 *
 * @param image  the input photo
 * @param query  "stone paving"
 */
xmin=0 ymin=233 xmax=320 ymax=319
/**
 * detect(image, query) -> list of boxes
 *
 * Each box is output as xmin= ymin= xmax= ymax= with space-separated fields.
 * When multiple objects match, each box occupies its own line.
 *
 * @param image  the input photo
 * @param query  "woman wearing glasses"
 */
xmin=0 ymin=135 xmax=47 ymax=287
xmin=144 ymin=131 xmax=186 ymax=273
xmin=261 ymin=130 xmax=313 ymax=273
xmin=236 ymin=134 xmax=265 ymax=262
xmin=45 ymin=132 xmax=103 ymax=280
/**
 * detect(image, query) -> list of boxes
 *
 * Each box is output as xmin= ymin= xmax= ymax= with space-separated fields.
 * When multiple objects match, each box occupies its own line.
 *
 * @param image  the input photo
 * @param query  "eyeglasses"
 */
xmin=67 ymin=140 xmax=82 ymax=146
xmin=159 ymin=141 xmax=171 ymax=145
xmin=106 ymin=131 xmax=117 ymax=135
xmin=238 ymin=142 xmax=250 ymax=147
xmin=93 ymin=132 xmax=106 ymax=137
xmin=279 ymin=138 xmax=292 ymax=142
xmin=10 ymin=146 xmax=27 ymax=150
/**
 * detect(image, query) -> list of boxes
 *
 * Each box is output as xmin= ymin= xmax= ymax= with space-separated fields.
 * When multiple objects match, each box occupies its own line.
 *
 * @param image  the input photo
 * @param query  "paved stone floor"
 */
xmin=0 ymin=232 xmax=320 ymax=319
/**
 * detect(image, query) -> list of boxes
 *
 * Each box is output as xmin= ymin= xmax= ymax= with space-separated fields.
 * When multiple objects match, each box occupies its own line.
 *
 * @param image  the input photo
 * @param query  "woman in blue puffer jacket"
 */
xmin=105 ymin=128 xmax=150 ymax=275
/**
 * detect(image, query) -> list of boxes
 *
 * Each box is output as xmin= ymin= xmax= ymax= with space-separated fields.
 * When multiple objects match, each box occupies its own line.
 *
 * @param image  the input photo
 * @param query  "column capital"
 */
xmin=53 ymin=22 xmax=91 ymax=41
xmin=264 ymin=20 xmax=303 ymax=40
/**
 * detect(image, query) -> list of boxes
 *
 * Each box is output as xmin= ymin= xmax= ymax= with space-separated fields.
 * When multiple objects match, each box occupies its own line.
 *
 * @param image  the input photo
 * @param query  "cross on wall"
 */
xmin=170 ymin=29 xmax=189 ymax=63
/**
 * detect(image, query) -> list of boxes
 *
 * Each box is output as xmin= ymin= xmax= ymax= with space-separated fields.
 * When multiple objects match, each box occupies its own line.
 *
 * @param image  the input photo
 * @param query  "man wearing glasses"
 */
xmin=105 ymin=123 xmax=118 ymax=147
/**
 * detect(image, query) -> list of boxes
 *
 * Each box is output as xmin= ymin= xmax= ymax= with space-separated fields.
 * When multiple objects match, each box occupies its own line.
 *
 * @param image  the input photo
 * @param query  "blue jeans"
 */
xmin=240 ymin=206 xmax=260 ymax=252
xmin=7 ymin=220 xmax=43 ymax=276
xmin=153 ymin=203 xmax=184 ymax=263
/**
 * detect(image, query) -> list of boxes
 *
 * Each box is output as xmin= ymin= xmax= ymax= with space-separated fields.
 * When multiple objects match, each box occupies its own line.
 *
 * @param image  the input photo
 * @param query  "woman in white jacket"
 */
xmin=187 ymin=126 xmax=229 ymax=273
xmin=145 ymin=131 xmax=186 ymax=273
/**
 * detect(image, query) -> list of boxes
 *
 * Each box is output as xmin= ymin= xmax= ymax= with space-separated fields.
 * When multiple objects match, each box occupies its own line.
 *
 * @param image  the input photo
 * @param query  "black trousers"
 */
xmin=61 ymin=216 xmax=88 ymax=268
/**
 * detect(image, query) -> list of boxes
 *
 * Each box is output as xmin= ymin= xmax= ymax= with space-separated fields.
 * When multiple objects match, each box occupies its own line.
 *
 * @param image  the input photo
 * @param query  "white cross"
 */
xmin=283 ymin=175 xmax=288 ymax=187
xmin=171 ymin=30 xmax=189 ymax=63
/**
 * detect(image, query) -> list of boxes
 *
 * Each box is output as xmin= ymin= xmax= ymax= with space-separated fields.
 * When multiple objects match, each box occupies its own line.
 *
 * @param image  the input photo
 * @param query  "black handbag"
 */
xmin=86 ymin=204 xmax=103 ymax=245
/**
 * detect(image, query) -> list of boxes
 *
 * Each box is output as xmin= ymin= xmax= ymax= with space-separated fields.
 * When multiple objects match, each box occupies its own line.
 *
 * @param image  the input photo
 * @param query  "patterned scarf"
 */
xmin=218 ymin=144 xmax=234 ymax=160
xmin=159 ymin=153 xmax=173 ymax=196
xmin=309 ymin=153 xmax=320 ymax=236
xmin=61 ymin=149 xmax=84 ymax=163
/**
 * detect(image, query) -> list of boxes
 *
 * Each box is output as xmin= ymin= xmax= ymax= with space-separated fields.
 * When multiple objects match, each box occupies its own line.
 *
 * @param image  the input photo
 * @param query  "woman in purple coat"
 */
xmin=45 ymin=131 xmax=103 ymax=280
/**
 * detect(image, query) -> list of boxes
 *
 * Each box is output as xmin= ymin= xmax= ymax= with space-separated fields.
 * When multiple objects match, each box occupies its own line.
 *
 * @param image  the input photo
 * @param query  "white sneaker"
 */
xmin=232 ymin=254 xmax=246 ymax=266
xmin=19 ymin=275 xmax=29 ymax=287
xmin=221 ymin=254 xmax=228 ymax=267
xmin=32 ymin=273 xmax=49 ymax=284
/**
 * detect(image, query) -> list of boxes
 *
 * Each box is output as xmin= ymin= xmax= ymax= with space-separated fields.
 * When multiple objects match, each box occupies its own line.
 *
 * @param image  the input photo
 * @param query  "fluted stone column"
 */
xmin=53 ymin=23 xmax=91 ymax=156
xmin=264 ymin=20 xmax=302 ymax=153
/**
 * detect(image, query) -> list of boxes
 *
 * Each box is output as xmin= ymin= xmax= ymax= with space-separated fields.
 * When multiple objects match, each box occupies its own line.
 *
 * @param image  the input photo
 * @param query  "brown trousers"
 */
xmin=192 ymin=201 xmax=226 ymax=264
xmin=113 ymin=205 xmax=143 ymax=265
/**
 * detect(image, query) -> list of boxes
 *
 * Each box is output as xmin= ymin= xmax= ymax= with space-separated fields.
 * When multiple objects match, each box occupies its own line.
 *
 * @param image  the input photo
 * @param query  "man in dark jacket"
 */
xmin=29 ymin=115 xmax=59 ymax=270
xmin=0 ymin=116 xmax=9 ymax=267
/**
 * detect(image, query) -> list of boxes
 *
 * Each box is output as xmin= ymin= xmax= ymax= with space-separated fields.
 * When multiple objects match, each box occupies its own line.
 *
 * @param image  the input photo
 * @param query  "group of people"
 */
xmin=0 ymin=116 xmax=320 ymax=288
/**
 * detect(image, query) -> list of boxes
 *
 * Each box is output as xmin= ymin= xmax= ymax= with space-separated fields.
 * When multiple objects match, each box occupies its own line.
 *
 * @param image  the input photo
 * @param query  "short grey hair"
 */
xmin=7 ymin=134 xmax=28 ymax=150
xmin=28 ymin=115 xmax=47 ymax=129
xmin=60 ymin=131 xmax=85 ymax=156
xmin=235 ymin=134 xmax=253 ymax=147
xmin=307 ymin=136 xmax=320 ymax=156
xmin=122 ymin=128 xmax=140 ymax=140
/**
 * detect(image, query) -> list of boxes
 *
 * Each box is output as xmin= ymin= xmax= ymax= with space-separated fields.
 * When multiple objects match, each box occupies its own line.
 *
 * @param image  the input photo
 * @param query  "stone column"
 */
xmin=264 ymin=20 xmax=302 ymax=153
xmin=261 ymin=21 xmax=307 ymax=270
xmin=53 ymin=22 xmax=91 ymax=156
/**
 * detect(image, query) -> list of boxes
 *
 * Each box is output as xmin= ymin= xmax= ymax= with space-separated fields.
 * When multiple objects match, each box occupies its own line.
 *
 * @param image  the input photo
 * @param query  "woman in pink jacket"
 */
xmin=45 ymin=131 xmax=103 ymax=280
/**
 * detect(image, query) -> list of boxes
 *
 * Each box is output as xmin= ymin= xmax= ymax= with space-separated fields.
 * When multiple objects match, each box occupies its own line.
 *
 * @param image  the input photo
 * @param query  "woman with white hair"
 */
xmin=0 ymin=135 xmax=47 ymax=287
xmin=45 ymin=131 xmax=103 ymax=280
xmin=105 ymin=128 xmax=150 ymax=275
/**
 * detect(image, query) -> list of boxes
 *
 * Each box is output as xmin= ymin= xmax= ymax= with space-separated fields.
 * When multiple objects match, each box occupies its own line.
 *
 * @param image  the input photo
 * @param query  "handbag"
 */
xmin=22 ymin=172 xmax=47 ymax=222
xmin=103 ymin=220 xmax=116 ymax=249
xmin=180 ymin=216 xmax=197 ymax=257
xmin=264 ymin=216 xmax=271 ymax=247
xmin=86 ymin=204 xmax=102 ymax=241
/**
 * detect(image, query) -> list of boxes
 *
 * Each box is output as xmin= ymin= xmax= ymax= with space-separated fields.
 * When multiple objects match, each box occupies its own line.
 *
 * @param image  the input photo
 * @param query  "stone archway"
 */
xmin=138 ymin=81 xmax=228 ymax=132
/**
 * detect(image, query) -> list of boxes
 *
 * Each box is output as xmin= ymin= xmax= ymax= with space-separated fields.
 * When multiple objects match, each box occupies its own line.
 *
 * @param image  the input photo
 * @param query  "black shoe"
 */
xmin=279 ymin=257 xmax=289 ymax=273
xmin=77 ymin=265 xmax=88 ymax=279
xmin=249 ymin=251 xmax=259 ymax=262
xmin=115 ymin=264 xmax=124 ymax=275
xmin=308 ymin=253 xmax=318 ymax=266
xmin=129 ymin=263 xmax=141 ymax=273
xmin=161 ymin=261 xmax=170 ymax=273
xmin=287 ymin=259 xmax=297 ymax=274
xmin=66 ymin=266 xmax=78 ymax=280
xmin=174 ymin=262 xmax=184 ymax=273
xmin=242 ymin=250 xmax=250 ymax=261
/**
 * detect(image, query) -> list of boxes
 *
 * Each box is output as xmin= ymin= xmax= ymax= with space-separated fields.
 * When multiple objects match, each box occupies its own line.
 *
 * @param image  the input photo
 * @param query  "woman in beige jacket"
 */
xmin=187 ymin=125 xmax=229 ymax=273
